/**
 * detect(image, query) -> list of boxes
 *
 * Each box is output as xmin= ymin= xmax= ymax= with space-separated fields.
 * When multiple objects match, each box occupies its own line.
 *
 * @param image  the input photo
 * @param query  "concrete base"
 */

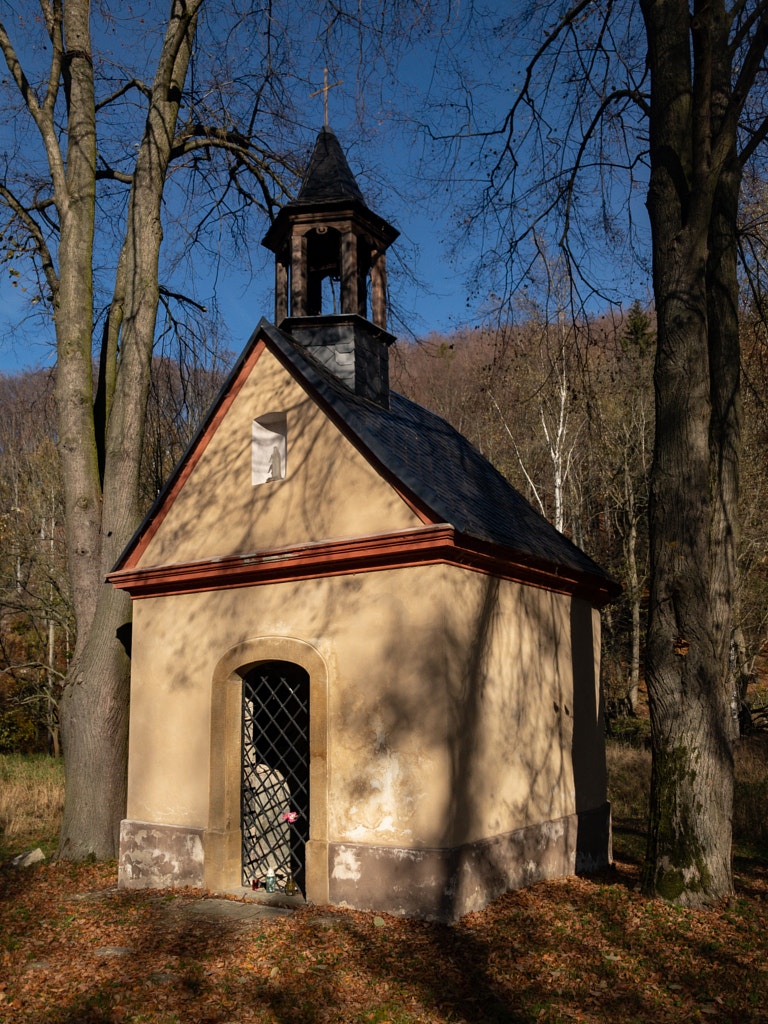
xmin=328 ymin=803 xmax=612 ymax=923
xmin=119 ymin=820 xmax=205 ymax=890
xmin=118 ymin=803 xmax=611 ymax=922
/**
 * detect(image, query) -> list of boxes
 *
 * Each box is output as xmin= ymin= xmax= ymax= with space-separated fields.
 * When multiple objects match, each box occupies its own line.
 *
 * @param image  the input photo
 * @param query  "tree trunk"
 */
xmin=51 ymin=0 xmax=122 ymax=857
xmin=643 ymin=226 xmax=734 ymax=901
xmin=57 ymin=587 xmax=131 ymax=856
xmin=56 ymin=0 xmax=200 ymax=860
xmin=641 ymin=0 xmax=738 ymax=904
xmin=627 ymin=516 xmax=640 ymax=713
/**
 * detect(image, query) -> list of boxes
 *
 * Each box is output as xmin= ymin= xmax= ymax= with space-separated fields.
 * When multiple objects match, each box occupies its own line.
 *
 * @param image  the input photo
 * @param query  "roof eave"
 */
xmin=262 ymin=199 xmax=399 ymax=253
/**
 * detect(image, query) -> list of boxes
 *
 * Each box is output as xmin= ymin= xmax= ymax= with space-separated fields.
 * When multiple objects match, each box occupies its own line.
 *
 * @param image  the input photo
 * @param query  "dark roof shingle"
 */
xmin=263 ymin=321 xmax=614 ymax=585
xmin=293 ymin=126 xmax=366 ymax=206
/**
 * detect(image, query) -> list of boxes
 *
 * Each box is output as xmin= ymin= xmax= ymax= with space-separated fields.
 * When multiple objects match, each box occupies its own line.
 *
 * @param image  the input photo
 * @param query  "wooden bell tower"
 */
xmin=262 ymin=127 xmax=399 ymax=330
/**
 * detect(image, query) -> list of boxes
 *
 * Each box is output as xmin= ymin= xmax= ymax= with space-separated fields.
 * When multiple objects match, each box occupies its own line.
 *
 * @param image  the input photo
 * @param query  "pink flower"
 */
xmin=281 ymin=811 xmax=298 ymax=823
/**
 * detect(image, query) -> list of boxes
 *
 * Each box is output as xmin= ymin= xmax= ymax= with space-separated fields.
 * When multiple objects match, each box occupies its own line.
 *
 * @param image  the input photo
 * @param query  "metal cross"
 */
xmin=310 ymin=68 xmax=343 ymax=126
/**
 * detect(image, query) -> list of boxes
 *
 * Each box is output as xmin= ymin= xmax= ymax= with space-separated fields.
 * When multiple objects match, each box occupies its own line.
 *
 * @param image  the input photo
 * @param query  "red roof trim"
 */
xmin=107 ymin=524 xmax=616 ymax=606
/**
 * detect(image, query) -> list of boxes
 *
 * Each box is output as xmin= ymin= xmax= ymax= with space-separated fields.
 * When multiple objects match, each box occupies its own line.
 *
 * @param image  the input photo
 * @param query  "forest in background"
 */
xmin=2 ymin=298 xmax=767 ymax=754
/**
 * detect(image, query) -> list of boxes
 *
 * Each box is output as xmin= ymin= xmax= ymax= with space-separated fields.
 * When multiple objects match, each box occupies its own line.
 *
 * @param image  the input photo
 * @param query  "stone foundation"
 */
xmin=328 ymin=802 xmax=611 ymax=923
xmin=118 ymin=803 xmax=611 ymax=922
xmin=119 ymin=820 xmax=205 ymax=890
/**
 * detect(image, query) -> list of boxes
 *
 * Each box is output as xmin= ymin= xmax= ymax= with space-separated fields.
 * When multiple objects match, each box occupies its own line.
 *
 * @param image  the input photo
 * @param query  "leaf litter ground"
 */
xmin=2 ymin=851 xmax=768 ymax=1024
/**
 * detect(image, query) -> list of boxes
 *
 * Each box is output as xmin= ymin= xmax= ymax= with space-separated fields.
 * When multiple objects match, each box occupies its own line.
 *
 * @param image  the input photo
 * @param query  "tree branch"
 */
xmin=499 ymin=0 xmax=609 ymax=165
xmin=41 ymin=0 xmax=63 ymax=118
xmin=0 ymin=16 xmax=68 ymax=215
xmin=95 ymin=77 xmax=152 ymax=112
xmin=0 ymin=183 xmax=59 ymax=297
xmin=716 ymin=5 xmax=768 ymax=167
xmin=159 ymin=284 xmax=207 ymax=312
xmin=95 ymin=168 xmax=134 ymax=184
xmin=560 ymin=90 xmax=650 ymax=243
xmin=739 ymin=110 xmax=768 ymax=164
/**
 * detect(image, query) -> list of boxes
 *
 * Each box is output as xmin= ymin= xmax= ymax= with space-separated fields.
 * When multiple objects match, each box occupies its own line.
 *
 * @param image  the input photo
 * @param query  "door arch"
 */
xmin=206 ymin=636 xmax=329 ymax=902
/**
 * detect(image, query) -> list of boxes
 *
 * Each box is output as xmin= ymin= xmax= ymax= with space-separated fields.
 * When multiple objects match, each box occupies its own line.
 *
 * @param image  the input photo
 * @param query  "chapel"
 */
xmin=107 ymin=126 xmax=619 ymax=923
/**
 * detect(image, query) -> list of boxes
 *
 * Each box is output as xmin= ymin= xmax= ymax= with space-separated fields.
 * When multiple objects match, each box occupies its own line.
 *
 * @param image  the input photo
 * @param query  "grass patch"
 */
xmin=733 ymin=733 xmax=768 ymax=851
xmin=606 ymin=741 xmax=651 ymax=827
xmin=0 ymin=753 xmax=64 ymax=861
xmin=607 ymin=732 xmax=768 ymax=860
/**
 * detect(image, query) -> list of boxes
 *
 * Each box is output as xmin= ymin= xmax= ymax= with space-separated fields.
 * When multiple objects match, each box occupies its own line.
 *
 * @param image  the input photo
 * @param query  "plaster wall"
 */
xmin=125 ymin=564 xmax=605 ymax=849
xmin=138 ymin=347 xmax=420 ymax=568
xmin=435 ymin=568 xmax=606 ymax=847
xmin=125 ymin=566 xmax=451 ymax=834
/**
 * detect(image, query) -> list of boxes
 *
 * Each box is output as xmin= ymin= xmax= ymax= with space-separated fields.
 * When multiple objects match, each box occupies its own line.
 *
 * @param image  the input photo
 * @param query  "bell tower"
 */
xmin=262 ymin=127 xmax=399 ymax=406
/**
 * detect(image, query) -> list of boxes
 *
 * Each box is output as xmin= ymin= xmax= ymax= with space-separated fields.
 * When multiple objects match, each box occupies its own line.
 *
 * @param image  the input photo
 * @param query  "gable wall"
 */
xmin=137 ymin=347 xmax=421 ymax=568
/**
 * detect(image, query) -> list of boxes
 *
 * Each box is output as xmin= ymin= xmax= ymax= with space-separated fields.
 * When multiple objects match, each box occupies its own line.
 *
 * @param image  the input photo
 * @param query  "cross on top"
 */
xmin=310 ymin=68 xmax=343 ymax=126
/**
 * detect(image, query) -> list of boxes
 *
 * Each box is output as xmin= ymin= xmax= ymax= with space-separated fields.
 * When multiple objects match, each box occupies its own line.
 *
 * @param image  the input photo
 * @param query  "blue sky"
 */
xmin=0 ymin=1 xmax=652 ymax=376
xmin=0 ymin=118 xmax=486 ymax=375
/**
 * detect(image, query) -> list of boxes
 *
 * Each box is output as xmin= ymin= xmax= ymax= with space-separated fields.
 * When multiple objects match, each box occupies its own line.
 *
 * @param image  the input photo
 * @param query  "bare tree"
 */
xmin=426 ymin=0 xmax=768 ymax=903
xmin=0 ymin=0 xmax=451 ymax=860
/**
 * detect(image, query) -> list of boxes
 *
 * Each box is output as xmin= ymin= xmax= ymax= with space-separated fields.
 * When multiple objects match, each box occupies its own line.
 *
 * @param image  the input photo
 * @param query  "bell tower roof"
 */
xmin=294 ymin=125 xmax=366 ymax=205
xmin=261 ymin=126 xmax=398 ymax=407
xmin=262 ymin=127 xmax=397 ymax=253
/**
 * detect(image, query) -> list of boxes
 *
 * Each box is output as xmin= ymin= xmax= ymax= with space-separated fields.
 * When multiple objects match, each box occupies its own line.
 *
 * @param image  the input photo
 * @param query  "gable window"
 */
xmin=252 ymin=413 xmax=287 ymax=485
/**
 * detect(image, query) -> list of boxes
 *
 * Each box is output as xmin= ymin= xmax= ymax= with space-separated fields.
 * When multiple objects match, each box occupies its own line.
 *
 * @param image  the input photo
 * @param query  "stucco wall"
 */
xmin=125 ymin=565 xmax=605 ymax=848
xmin=436 ymin=569 xmax=606 ymax=846
xmin=126 ymin=567 xmax=451 ymax=832
xmin=138 ymin=347 xmax=420 ymax=567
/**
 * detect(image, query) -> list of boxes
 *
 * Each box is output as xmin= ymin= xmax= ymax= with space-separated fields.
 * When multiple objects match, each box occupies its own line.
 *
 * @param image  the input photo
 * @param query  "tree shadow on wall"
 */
xmin=328 ymin=567 xmax=609 ymax=925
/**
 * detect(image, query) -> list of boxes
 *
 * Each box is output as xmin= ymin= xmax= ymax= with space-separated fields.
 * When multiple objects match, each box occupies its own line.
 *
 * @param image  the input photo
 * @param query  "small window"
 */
xmin=252 ymin=413 xmax=287 ymax=485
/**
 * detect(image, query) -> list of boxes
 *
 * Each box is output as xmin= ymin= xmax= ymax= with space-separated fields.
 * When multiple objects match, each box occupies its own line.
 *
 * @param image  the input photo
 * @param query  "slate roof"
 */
xmin=259 ymin=320 xmax=617 ymax=589
xmin=111 ymin=316 xmax=617 ymax=599
xmin=294 ymin=126 xmax=367 ymax=206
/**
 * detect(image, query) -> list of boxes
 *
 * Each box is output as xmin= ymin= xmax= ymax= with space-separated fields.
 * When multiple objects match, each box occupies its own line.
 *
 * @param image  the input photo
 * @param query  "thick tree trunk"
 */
xmin=52 ymin=0 xmax=128 ymax=860
xmin=641 ymin=0 xmax=739 ymax=904
xmin=643 ymin=227 xmax=735 ymax=901
xmin=57 ymin=587 xmax=131 ymax=857
xmin=57 ymin=0 xmax=200 ymax=860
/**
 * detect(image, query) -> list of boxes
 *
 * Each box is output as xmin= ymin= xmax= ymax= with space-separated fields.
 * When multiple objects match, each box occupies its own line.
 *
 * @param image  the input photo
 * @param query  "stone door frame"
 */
xmin=205 ymin=636 xmax=329 ymax=903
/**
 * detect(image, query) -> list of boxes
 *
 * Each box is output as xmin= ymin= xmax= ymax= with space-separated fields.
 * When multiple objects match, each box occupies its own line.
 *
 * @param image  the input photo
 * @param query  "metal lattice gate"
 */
xmin=241 ymin=662 xmax=310 ymax=894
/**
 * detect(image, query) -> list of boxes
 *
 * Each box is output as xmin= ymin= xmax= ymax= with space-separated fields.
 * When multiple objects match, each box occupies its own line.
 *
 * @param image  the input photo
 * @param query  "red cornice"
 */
xmin=107 ymin=524 xmax=617 ymax=607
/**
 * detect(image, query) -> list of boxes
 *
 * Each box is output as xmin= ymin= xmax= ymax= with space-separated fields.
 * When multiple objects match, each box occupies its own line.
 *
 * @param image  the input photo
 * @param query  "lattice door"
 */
xmin=241 ymin=662 xmax=310 ymax=894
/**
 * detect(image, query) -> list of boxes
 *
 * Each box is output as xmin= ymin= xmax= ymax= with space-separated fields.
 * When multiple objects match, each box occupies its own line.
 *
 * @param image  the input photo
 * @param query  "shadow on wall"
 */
xmin=328 ymin=569 xmax=608 ymax=922
xmin=571 ymin=597 xmax=610 ymax=871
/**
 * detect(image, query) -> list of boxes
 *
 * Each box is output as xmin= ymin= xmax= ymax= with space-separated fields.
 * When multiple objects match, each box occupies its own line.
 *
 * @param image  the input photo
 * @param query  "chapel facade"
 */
xmin=108 ymin=126 xmax=617 ymax=923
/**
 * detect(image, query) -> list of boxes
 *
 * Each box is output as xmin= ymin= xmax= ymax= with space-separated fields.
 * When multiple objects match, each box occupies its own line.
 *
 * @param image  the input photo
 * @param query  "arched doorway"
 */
xmin=207 ymin=636 xmax=328 ymax=903
xmin=241 ymin=661 xmax=310 ymax=894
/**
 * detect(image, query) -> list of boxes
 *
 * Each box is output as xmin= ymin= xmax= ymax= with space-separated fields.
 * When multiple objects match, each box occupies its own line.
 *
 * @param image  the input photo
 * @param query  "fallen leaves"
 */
xmin=1 ymin=856 xmax=768 ymax=1023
